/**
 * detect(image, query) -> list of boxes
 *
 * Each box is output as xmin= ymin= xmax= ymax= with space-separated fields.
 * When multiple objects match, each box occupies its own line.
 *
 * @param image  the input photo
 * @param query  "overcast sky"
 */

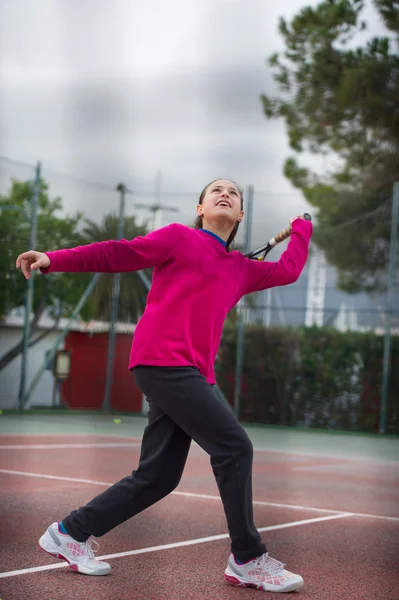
xmin=0 ymin=0 xmax=384 ymax=248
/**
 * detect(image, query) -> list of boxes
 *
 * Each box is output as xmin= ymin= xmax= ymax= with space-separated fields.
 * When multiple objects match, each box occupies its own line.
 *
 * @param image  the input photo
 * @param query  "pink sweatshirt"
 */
xmin=42 ymin=219 xmax=312 ymax=384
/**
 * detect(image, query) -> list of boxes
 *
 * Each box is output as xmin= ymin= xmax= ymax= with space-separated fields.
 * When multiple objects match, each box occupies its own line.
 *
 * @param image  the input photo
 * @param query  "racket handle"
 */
xmin=274 ymin=213 xmax=312 ymax=244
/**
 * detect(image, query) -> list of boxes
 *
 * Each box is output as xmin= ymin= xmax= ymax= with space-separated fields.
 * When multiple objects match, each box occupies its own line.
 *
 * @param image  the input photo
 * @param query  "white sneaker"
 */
xmin=225 ymin=552 xmax=304 ymax=593
xmin=38 ymin=522 xmax=111 ymax=576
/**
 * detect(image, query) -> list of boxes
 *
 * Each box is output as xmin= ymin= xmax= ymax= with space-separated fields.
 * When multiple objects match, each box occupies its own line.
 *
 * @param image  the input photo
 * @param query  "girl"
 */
xmin=16 ymin=179 xmax=312 ymax=593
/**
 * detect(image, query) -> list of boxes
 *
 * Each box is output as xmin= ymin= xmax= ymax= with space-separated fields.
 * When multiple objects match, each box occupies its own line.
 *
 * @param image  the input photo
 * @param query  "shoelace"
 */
xmin=255 ymin=553 xmax=285 ymax=575
xmin=82 ymin=538 xmax=100 ymax=559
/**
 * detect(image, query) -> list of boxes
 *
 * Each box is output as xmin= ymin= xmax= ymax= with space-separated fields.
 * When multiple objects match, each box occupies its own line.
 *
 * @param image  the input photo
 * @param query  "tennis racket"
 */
xmin=244 ymin=213 xmax=312 ymax=260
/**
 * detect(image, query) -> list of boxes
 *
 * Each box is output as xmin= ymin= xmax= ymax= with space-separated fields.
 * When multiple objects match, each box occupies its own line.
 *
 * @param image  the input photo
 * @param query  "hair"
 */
xmin=194 ymin=179 xmax=244 ymax=252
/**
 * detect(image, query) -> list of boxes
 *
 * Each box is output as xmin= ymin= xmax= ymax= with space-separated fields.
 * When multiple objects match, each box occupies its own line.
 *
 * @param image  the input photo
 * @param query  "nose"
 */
xmin=220 ymin=189 xmax=229 ymax=197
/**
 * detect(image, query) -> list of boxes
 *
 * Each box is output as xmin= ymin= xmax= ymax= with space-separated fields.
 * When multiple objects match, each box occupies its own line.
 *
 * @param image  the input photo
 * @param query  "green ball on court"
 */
xmin=113 ymin=418 xmax=122 ymax=424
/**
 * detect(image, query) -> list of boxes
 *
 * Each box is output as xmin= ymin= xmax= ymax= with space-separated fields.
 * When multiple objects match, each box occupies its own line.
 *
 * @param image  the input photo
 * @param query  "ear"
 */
xmin=196 ymin=204 xmax=203 ymax=216
xmin=238 ymin=210 xmax=244 ymax=223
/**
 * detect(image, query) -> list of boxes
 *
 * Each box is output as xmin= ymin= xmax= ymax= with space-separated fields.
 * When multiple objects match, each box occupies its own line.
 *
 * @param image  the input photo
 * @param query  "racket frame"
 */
xmin=244 ymin=213 xmax=311 ymax=260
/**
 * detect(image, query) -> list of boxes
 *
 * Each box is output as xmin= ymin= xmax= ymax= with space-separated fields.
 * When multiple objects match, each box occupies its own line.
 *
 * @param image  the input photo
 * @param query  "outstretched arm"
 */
xmin=238 ymin=218 xmax=312 ymax=296
xmin=16 ymin=223 xmax=182 ymax=279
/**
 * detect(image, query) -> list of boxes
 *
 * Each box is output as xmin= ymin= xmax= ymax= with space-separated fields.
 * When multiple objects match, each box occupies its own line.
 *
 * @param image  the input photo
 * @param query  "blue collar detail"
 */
xmin=200 ymin=229 xmax=226 ymax=247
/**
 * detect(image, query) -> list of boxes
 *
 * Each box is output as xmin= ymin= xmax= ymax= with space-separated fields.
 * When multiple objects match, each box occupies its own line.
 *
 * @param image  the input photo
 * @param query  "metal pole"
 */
xmin=153 ymin=208 xmax=163 ymax=230
xmin=23 ymin=274 xmax=100 ymax=408
xmin=18 ymin=161 xmax=41 ymax=410
xmin=136 ymin=269 xmax=151 ymax=291
xmin=135 ymin=264 xmax=152 ymax=417
xmin=103 ymin=183 xmax=127 ymax=411
xmin=379 ymin=181 xmax=399 ymax=434
xmin=233 ymin=185 xmax=254 ymax=419
xmin=155 ymin=170 xmax=162 ymax=204
xmin=265 ymin=289 xmax=272 ymax=326
xmin=152 ymin=171 xmax=162 ymax=230
xmin=243 ymin=185 xmax=254 ymax=251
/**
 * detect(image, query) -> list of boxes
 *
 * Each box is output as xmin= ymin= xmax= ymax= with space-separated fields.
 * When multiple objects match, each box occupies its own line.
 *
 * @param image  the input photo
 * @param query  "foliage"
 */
xmin=261 ymin=0 xmax=399 ymax=293
xmin=0 ymin=178 xmax=151 ymax=371
xmin=81 ymin=214 xmax=150 ymax=322
xmin=0 ymin=178 xmax=88 ymax=320
xmin=216 ymin=323 xmax=399 ymax=433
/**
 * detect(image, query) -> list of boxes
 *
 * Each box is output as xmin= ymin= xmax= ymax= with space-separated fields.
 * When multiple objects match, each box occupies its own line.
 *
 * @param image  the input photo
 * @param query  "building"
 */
xmin=246 ymin=249 xmax=396 ymax=333
xmin=0 ymin=311 xmax=145 ymax=411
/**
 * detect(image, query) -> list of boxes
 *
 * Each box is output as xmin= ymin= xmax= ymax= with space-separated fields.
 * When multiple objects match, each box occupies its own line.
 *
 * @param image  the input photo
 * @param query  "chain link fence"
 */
xmin=1 ymin=158 xmax=398 ymax=433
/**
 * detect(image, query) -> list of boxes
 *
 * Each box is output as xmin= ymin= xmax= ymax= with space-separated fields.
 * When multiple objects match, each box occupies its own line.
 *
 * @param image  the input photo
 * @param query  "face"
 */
xmin=196 ymin=179 xmax=244 ymax=226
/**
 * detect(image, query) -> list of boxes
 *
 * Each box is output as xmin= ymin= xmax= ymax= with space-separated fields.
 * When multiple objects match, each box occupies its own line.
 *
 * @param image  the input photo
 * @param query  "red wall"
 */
xmin=61 ymin=331 xmax=143 ymax=412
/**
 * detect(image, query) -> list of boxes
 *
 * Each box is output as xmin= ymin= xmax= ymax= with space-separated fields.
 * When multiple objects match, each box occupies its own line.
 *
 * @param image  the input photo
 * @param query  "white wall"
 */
xmin=0 ymin=327 xmax=63 ymax=409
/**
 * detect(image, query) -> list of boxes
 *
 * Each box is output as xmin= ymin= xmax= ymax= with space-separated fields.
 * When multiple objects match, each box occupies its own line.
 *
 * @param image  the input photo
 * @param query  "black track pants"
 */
xmin=63 ymin=366 xmax=266 ymax=562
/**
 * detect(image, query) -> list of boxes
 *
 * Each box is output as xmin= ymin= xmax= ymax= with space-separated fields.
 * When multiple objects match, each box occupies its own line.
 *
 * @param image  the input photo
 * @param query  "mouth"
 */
xmin=216 ymin=200 xmax=231 ymax=208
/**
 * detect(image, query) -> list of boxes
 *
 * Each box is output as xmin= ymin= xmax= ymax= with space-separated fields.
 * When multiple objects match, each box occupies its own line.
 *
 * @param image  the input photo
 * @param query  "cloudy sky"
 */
xmin=0 ymin=0 xmax=384 ymax=248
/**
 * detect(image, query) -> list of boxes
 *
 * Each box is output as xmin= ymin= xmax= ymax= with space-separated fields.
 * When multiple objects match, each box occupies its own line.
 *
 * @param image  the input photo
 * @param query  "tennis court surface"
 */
xmin=0 ymin=413 xmax=398 ymax=600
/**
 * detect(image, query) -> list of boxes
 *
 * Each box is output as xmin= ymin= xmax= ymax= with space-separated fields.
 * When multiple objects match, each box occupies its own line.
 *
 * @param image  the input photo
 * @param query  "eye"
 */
xmin=230 ymin=190 xmax=238 ymax=196
xmin=212 ymin=187 xmax=221 ymax=193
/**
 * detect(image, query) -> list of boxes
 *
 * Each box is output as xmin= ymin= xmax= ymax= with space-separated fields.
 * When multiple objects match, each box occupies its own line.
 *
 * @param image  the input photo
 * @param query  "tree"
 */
xmin=1 ymin=178 xmax=153 ymax=372
xmin=0 ymin=178 xmax=91 ymax=371
xmin=81 ymin=214 xmax=150 ymax=322
xmin=1 ymin=179 xmax=153 ymax=371
xmin=261 ymin=0 xmax=399 ymax=293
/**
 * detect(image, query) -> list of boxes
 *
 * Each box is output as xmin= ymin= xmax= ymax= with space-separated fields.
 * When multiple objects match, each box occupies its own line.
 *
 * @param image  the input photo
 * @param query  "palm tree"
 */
xmin=82 ymin=213 xmax=151 ymax=323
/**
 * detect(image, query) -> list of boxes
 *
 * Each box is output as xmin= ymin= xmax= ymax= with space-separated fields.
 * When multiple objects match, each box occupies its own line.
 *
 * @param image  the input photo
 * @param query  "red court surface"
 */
xmin=0 ymin=434 xmax=398 ymax=600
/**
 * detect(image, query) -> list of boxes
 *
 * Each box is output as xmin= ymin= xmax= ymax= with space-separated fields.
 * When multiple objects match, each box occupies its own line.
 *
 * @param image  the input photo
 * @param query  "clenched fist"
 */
xmin=290 ymin=215 xmax=308 ymax=226
xmin=16 ymin=250 xmax=50 ymax=280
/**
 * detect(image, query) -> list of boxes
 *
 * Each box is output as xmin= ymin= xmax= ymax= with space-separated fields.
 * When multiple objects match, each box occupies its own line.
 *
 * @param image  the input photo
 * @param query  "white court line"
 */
xmin=0 ymin=513 xmax=351 ymax=579
xmin=172 ymin=492 xmax=399 ymax=522
xmin=0 ymin=442 xmax=353 ymax=456
xmin=0 ymin=470 xmax=111 ymax=487
xmin=0 ymin=436 xmax=397 ymax=464
xmin=0 ymin=443 xmax=141 ymax=450
xmin=0 ymin=434 xmax=142 ymax=439
xmin=172 ymin=490 xmax=345 ymax=515
xmin=1 ymin=468 xmax=399 ymax=522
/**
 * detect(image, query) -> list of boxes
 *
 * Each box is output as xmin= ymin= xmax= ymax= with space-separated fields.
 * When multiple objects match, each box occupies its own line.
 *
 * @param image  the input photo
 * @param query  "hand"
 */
xmin=289 ymin=215 xmax=305 ymax=226
xmin=16 ymin=250 xmax=50 ymax=279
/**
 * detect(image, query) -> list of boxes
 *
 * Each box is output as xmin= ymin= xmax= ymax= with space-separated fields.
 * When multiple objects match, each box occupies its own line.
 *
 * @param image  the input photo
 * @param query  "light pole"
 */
xmin=17 ymin=161 xmax=41 ymax=410
xmin=134 ymin=203 xmax=180 ymax=231
xmin=379 ymin=181 xmax=399 ymax=433
xmin=135 ymin=170 xmax=180 ymax=230
xmin=102 ymin=182 xmax=131 ymax=411
xmin=234 ymin=185 xmax=254 ymax=419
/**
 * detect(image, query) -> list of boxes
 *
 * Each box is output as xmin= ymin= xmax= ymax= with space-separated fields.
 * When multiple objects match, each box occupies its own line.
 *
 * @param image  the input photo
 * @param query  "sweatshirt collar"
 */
xmin=200 ymin=229 xmax=226 ymax=247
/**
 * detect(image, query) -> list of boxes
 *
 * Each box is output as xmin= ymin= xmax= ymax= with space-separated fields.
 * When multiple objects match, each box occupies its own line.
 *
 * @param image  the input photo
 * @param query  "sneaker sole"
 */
xmin=224 ymin=571 xmax=304 ymax=593
xmin=38 ymin=533 xmax=110 ymax=576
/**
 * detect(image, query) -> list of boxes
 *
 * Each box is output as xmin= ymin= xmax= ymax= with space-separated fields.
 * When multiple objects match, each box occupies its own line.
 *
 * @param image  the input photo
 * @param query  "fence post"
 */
xmin=234 ymin=185 xmax=254 ymax=419
xmin=102 ymin=183 xmax=128 ymax=411
xmin=18 ymin=161 xmax=41 ymax=410
xmin=23 ymin=274 xmax=100 ymax=408
xmin=379 ymin=181 xmax=399 ymax=433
